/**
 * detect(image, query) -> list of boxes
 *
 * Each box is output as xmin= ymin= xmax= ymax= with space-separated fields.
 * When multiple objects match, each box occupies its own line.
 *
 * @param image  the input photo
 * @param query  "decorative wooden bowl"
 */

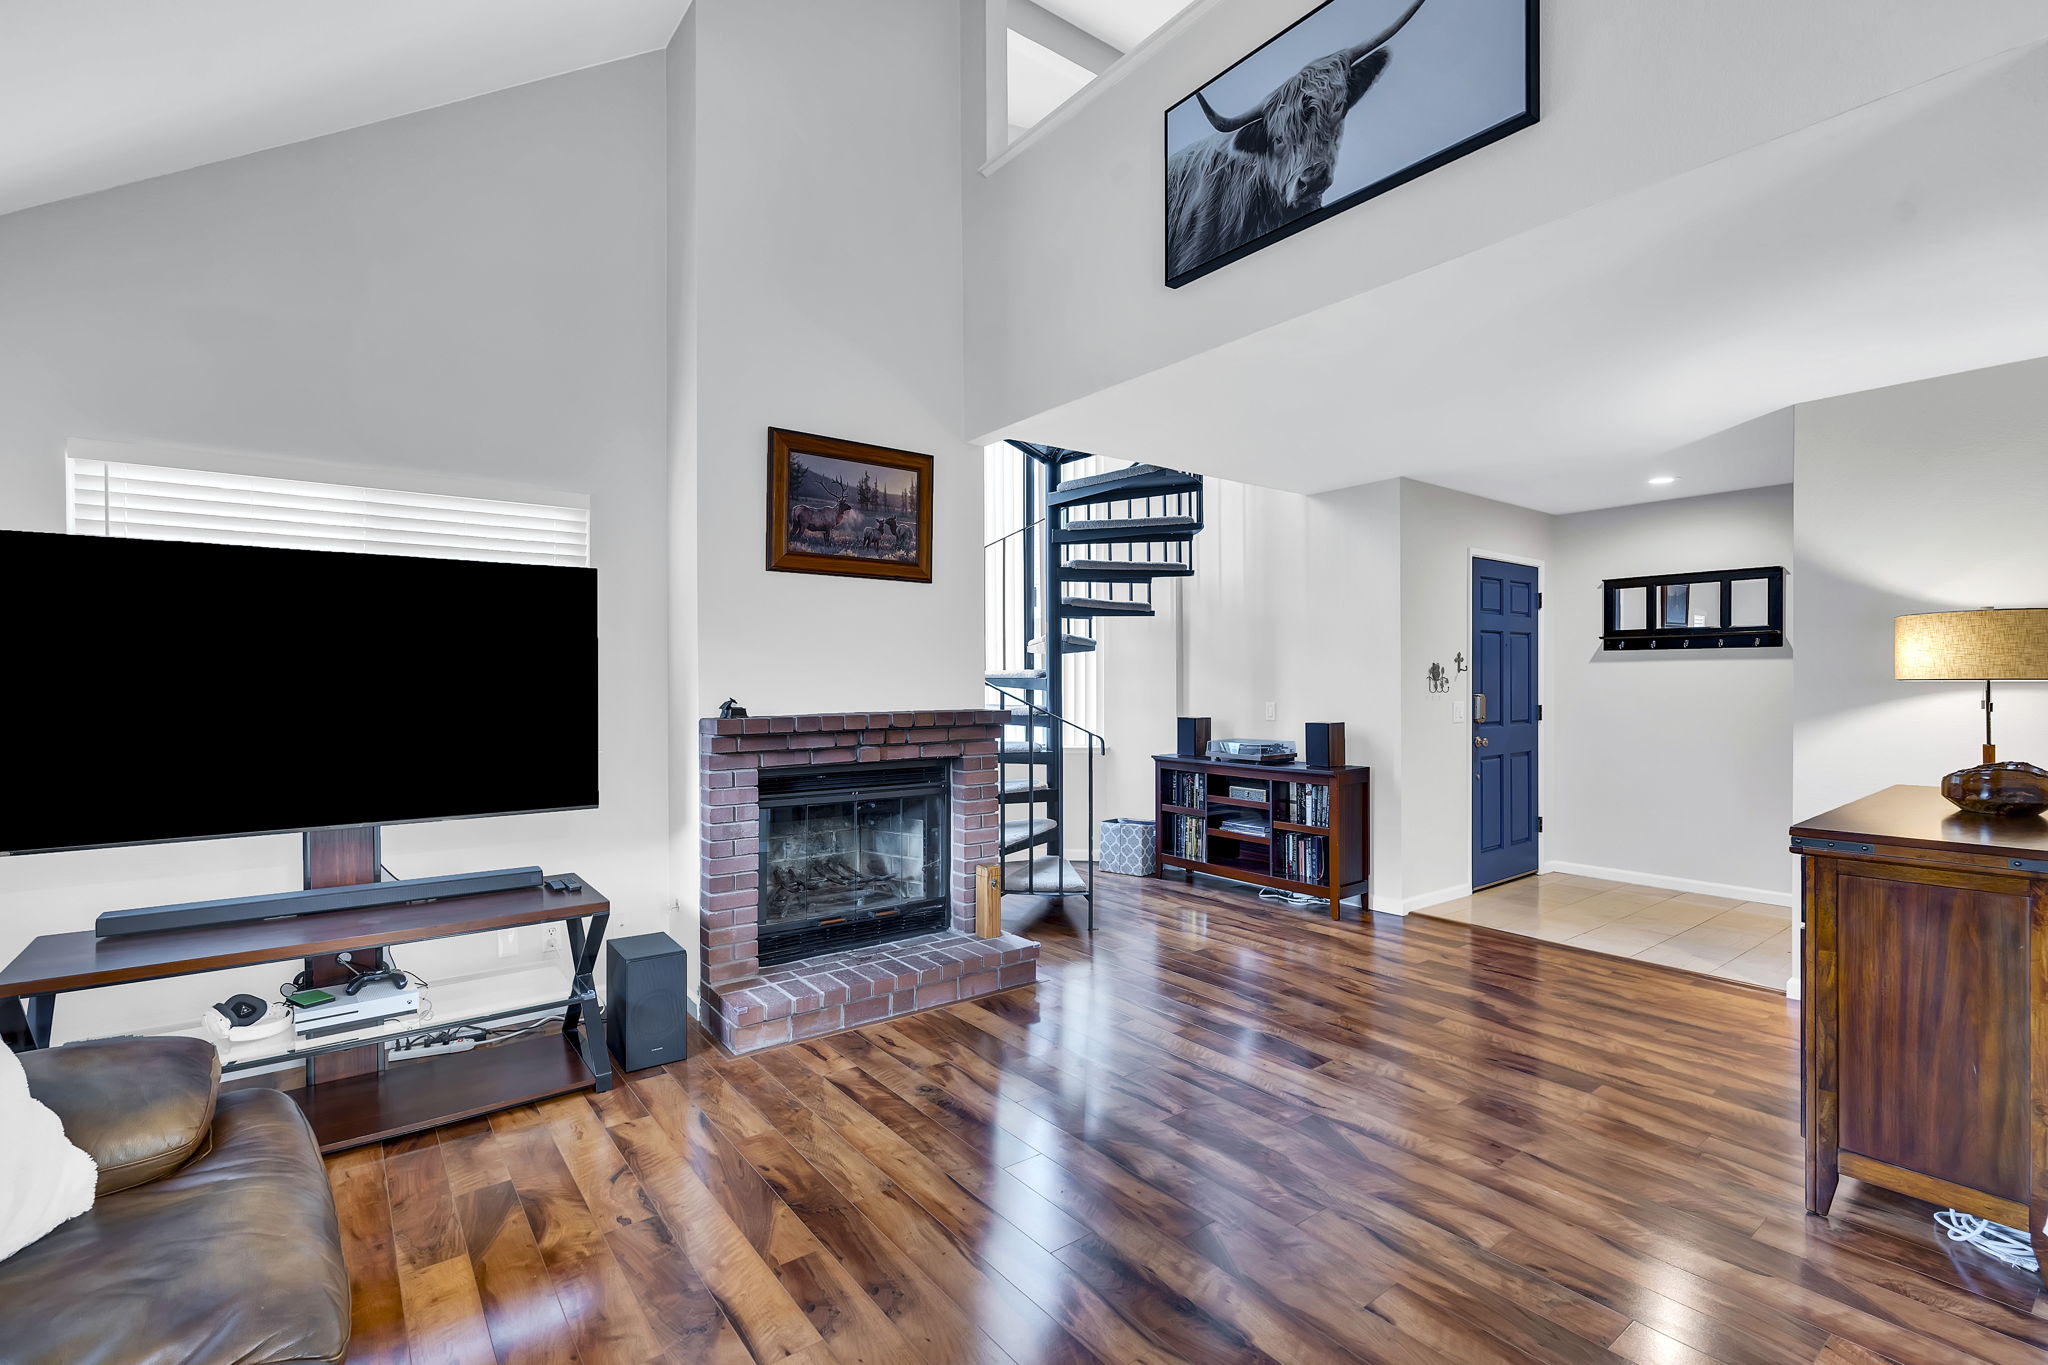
xmin=1941 ymin=760 xmax=2048 ymax=816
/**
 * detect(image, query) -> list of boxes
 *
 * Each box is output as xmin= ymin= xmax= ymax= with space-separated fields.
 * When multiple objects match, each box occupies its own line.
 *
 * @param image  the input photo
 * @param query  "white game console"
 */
xmin=293 ymin=976 xmax=421 ymax=1041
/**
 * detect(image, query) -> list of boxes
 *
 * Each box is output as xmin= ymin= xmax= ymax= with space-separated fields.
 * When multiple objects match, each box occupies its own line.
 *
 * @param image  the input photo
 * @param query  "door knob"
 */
xmin=1474 ymin=736 xmax=1489 ymax=748
xmin=1475 ymin=692 xmax=1487 ymax=723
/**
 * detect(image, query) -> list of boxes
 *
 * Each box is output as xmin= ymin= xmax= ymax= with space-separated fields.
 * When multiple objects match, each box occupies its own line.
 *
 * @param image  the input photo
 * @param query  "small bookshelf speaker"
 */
xmin=1304 ymin=722 xmax=1346 ymax=768
xmin=1176 ymin=717 xmax=1212 ymax=757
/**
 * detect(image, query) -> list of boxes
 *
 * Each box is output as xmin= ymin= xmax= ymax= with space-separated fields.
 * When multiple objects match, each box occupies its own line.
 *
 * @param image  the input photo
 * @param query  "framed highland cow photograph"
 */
xmin=766 ymin=428 xmax=934 ymax=583
xmin=1164 ymin=0 xmax=1538 ymax=288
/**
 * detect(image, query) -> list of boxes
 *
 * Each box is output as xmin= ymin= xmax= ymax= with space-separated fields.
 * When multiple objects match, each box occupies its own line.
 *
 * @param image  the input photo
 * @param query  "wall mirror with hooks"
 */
xmin=1602 ymin=566 xmax=1785 ymax=650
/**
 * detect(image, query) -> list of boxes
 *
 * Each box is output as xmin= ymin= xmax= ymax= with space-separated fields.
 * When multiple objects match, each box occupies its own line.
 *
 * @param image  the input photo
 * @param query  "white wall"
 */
xmin=1170 ymin=478 xmax=1406 ymax=902
xmin=963 ymin=0 xmax=2048 ymax=442
xmin=676 ymin=0 xmax=983 ymax=722
xmin=0 ymin=57 xmax=672 ymax=1039
xmin=1548 ymin=484 xmax=1795 ymax=902
xmin=665 ymin=9 xmax=704 ymax=1000
xmin=1794 ymin=357 xmax=2048 ymax=824
xmin=1397 ymin=480 xmax=1553 ymax=907
xmin=663 ymin=1 xmax=986 ymax=991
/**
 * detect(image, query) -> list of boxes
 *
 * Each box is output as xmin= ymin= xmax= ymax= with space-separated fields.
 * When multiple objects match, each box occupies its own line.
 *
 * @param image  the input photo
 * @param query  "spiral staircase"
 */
xmin=984 ymin=442 xmax=1206 ymax=931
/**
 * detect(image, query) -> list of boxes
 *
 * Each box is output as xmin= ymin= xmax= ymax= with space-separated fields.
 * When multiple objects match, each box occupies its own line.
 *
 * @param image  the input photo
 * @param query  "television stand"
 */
xmin=0 ymin=875 xmax=614 ymax=1153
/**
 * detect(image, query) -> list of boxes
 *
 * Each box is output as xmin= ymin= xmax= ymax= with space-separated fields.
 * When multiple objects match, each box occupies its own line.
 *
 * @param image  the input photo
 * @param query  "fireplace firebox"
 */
xmin=757 ymin=761 xmax=950 ymax=967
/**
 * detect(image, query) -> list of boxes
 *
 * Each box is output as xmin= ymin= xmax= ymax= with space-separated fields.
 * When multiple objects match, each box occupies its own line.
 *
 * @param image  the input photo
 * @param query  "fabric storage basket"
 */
xmin=1099 ymin=818 xmax=1157 ymax=876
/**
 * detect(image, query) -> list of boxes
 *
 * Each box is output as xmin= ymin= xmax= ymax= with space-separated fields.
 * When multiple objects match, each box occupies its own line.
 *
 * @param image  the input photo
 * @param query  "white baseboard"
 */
xmin=1399 ymin=885 xmax=1470 ymax=915
xmin=1541 ymin=860 xmax=1794 ymax=910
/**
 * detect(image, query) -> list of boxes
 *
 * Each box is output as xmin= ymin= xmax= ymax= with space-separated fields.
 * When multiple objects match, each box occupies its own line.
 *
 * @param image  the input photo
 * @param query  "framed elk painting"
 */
xmin=1164 ymin=0 xmax=1538 ymax=288
xmin=766 ymin=428 xmax=934 ymax=583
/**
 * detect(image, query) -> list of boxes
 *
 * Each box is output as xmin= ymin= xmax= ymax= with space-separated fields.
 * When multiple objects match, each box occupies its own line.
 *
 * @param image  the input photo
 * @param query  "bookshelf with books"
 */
xmin=1152 ymin=753 xmax=1370 ymax=921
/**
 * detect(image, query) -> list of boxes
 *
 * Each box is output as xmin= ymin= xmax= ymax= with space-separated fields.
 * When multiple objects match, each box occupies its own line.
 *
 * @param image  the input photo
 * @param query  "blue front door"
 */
xmin=1472 ymin=558 xmax=1540 ymax=889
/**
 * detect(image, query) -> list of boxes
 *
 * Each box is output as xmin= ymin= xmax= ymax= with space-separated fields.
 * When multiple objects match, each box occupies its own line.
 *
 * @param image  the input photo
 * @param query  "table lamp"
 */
xmin=1895 ymin=607 xmax=2048 ymax=815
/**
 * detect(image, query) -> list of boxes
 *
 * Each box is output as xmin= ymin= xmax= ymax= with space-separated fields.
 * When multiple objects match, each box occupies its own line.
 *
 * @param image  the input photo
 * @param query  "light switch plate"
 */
xmin=1264 ymin=701 xmax=1277 ymax=721
xmin=1453 ymin=698 xmax=1466 ymax=722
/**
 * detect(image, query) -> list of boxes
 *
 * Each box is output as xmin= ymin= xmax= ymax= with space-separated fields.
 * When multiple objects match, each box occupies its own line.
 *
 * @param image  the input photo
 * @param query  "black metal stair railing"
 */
xmin=983 ymin=442 xmax=1205 ymax=933
xmin=986 ymin=683 xmax=1104 ymax=926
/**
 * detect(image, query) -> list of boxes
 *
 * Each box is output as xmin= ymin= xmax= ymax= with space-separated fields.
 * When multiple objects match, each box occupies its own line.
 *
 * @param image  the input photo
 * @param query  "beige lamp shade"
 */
xmin=1895 ymin=608 xmax=2048 ymax=680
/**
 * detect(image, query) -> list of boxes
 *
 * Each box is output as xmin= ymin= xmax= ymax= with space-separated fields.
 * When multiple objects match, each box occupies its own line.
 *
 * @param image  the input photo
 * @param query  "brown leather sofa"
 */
xmin=0 ymin=1036 xmax=350 ymax=1364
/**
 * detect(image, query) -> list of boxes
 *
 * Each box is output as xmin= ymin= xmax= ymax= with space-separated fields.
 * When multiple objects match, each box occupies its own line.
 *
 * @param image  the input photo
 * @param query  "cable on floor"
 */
xmin=1934 ymin=1210 xmax=2038 ymax=1273
xmin=1257 ymin=887 xmax=1325 ymax=908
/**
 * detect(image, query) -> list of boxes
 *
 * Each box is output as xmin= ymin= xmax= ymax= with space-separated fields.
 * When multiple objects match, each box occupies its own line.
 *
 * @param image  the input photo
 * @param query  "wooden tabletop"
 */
xmin=0 ymin=879 xmax=608 ymax=996
xmin=1153 ymin=754 xmax=1369 ymax=779
xmin=1791 ymin=785 xmax=2048 ymax=859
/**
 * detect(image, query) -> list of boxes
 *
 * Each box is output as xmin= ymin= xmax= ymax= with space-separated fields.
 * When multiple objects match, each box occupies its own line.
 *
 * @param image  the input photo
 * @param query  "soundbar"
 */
xmin=94 ymin=866 xmax=546 ymax=938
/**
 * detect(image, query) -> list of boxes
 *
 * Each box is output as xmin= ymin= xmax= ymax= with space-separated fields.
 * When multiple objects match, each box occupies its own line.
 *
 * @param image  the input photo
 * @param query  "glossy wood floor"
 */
xmin=328 ymin=873 xmax=2048 ymax=1364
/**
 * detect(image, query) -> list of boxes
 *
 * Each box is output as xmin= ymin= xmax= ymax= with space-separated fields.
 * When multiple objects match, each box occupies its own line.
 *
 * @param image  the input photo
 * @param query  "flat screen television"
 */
xmin=2 ymin=530 xmax=598 ymax=855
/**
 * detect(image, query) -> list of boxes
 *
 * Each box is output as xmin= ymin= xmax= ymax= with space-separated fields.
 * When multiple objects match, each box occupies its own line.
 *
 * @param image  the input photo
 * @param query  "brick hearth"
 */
xmin=695 ymin=709 xmax=1042 ymax=1054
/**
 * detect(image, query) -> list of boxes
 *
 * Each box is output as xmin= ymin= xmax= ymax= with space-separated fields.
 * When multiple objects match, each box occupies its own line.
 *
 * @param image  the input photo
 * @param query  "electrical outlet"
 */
xmin=496 ymin=928 xmax=518 ymax=957
xmin=543 ymin=925 xmax=560 ymax=954
xmin=1264 ymin=701 xmax=1277 ymax=722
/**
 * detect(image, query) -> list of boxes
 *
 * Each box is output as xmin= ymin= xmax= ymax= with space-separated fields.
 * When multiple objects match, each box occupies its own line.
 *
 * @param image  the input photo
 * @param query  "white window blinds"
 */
xmin=66 ymin=457 xmax=589 ymax=567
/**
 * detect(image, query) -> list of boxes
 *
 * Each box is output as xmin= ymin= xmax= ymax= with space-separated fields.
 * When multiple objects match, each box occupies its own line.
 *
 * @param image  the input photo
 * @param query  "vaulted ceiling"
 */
xmin=998 ymin=40 xmax=2048 ymax=513
xmin=0 ymin=0 xmax=689 ymax=218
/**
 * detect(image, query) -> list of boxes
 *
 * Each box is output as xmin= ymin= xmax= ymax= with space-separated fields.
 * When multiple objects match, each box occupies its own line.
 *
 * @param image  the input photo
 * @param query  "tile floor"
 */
xmin=1415 ymin=873 xmax=1795 ymax=991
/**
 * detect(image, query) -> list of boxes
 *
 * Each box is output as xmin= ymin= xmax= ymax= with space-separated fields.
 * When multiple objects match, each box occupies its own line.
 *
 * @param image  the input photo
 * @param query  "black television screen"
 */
xmin=3 ymin=531 xmax=598 ymax=855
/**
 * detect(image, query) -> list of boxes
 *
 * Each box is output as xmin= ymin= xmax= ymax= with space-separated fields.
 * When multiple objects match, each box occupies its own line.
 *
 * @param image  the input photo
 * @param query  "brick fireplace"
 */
xmin=696 ymin=709 xmax=1041 ymax=1054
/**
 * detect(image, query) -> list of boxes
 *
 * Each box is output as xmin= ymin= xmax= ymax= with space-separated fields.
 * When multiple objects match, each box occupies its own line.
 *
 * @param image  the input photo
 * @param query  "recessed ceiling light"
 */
xmin=1647 ymin=476 xmax=1678 ymax=486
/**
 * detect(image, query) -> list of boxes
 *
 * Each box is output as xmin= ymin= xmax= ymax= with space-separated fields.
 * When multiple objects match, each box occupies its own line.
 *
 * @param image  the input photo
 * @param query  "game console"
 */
xmin=291 ymin=976 xmax=421 ymax=1041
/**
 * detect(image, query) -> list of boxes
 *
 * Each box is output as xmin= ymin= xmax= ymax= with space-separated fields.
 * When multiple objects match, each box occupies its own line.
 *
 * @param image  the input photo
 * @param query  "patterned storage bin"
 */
xmin=1099 ymin=818 xmax=1157 ymax=877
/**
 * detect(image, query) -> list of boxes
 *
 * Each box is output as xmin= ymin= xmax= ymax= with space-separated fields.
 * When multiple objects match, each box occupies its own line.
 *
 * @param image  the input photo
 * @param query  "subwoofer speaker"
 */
xmin=605 ymin=933 xmax=688 ymax=1071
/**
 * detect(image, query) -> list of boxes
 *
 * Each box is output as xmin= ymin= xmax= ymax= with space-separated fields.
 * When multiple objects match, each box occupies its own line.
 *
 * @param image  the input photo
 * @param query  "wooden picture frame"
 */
xmin=765 ymin=428 xmax=934 ymax=583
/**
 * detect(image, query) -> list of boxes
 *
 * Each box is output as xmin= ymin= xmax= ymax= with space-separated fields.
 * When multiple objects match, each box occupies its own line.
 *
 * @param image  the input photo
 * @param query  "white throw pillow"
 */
xmin=0 ymin=1045 xmax=96 ymax=1261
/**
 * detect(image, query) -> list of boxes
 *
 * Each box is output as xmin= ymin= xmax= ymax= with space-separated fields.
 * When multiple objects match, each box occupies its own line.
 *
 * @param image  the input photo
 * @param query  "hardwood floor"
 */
xmin=328 ymin=872 xmax=2048 ymax=1364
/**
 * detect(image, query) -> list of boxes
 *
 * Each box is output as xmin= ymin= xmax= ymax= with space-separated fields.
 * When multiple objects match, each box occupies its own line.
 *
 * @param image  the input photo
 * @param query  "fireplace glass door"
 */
xmin=758 ymin=762 xmax=949 ymax=965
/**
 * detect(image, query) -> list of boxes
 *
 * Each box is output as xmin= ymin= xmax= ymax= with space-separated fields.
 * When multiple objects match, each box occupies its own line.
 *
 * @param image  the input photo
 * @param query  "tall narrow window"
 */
xmin=66 ymin=457 xmax=588 ymax=567
xmin=983 ymin=443 xmax=1105 ymax=739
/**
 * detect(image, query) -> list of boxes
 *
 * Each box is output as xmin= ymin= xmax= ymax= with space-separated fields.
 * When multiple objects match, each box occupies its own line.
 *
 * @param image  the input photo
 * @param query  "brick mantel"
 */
xmin=694 ymin=708 xmax=1039 ymax=1054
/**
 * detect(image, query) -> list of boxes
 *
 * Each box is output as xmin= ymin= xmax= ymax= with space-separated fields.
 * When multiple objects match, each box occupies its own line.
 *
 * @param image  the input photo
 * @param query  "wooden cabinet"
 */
xmin=1794 ymin=785 xmax=2048 ymax=1284
xmin=1154 ymin=754 xmax=1369 ymax=919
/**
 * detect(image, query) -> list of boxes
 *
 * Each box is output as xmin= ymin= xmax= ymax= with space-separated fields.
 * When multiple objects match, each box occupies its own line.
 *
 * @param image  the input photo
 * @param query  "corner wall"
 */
xmin=1548 ymin=484 xmax=1795 ymax=901
xmin=1793 ymin=357 xmax=2048 ymax=823
xmin=1144 ymin=473 xmax=1798 ymax=914
xmin=0 ymin=58 xmax=673 ymax=1038
xmin=1174 ymin=479 xmax=1406 ymax=902
xmin=1397 ymin=481 xmax=1553 ymax=908
xmin=666 ymin=1 xmax=987 ymax=997
xmin=674 ymin=0 xmax=982 ymax=718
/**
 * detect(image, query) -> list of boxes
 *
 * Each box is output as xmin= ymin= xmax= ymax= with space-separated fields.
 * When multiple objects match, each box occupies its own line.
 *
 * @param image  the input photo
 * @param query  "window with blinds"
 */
xmin=66 ymin=457 xmax=589 ymax=567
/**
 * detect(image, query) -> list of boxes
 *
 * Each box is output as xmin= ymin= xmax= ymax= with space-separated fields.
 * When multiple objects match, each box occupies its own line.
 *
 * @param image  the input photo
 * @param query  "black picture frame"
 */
xmin=1163 ymin=0 xmax=1539 ymax=289
xmin=1601 ymin=567 xmax=1786 ymax=651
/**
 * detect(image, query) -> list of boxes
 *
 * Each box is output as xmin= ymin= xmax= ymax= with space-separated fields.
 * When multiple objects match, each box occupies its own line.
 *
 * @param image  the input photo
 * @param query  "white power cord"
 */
xmin=1258 ymin=888 xmax=1325 ymax=908
xmin=1934 ymin=1210 xmax=2038 ymax=1273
